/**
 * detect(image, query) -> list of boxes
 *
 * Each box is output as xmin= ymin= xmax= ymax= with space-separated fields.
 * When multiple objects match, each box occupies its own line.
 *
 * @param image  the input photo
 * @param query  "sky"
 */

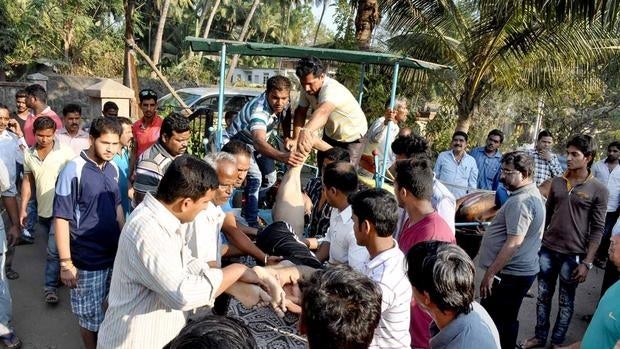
xmin=312 ymin=3 xmax=337 ymax=33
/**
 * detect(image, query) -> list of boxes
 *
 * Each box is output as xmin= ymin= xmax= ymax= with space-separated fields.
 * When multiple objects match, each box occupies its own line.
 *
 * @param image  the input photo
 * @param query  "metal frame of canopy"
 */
xmin=186 ymin=37 xmax=451 ymax=188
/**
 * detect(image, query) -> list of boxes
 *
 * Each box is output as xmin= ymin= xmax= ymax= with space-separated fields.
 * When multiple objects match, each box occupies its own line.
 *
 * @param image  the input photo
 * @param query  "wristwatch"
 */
xmin=60 ymin=260 xmax=73 ymax=269
xmin=581 ymin=261 xmax=593 ymax=270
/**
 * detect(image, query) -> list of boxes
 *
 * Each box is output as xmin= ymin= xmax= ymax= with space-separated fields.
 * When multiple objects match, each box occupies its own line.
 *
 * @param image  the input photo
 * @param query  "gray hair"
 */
xmin=203 ymin=151 xmax=236 ymax=170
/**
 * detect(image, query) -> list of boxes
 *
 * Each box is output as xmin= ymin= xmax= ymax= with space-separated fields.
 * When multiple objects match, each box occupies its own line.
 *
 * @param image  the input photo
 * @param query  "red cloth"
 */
xmin=23 ymin=108 xmax=63 ymax=147
xmin=132 ymin=115 xmax=163 ymax=157
xmin=398 ymin=211 xmax=456 ymax=349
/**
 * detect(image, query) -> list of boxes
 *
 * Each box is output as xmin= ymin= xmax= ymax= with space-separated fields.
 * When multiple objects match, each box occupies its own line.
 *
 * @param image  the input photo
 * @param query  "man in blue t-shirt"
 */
xmin=53 ymin=118 xmax=124 ymax=349
xmin=227 ymin=75 xmax=304 ymax=228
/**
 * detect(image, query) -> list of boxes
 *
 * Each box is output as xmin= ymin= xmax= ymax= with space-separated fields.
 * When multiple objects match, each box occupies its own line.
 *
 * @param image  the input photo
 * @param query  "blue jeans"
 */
xmin=535 ymin=246 xmax=581 ymax=345
xmin=37 ymin=217 xmax=59 ymax=292
xmin=0 ymin=226 xmax=12 ymax=336
xmin=481 ymin=273 xmax=536 ymax=349
xmin=243 ymin=152 xmax=277 ymax=228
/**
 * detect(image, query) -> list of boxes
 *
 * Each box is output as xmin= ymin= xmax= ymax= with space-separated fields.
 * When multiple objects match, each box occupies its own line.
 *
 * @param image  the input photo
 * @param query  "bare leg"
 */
xmin=272 ymin=162 xmax=305 ymax=239
xmin=79 ymin=327 xmax=97 ymax=349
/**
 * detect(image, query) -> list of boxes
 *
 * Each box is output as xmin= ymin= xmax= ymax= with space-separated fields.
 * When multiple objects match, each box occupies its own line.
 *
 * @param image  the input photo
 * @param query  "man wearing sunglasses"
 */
xmin=132 ymin=89 xmax=163 ymax=158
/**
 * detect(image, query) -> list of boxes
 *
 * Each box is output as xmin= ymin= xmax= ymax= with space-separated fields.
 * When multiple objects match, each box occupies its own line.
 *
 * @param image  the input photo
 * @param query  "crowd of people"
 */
xmin=0 ymin=55 xmax=616 ymax=349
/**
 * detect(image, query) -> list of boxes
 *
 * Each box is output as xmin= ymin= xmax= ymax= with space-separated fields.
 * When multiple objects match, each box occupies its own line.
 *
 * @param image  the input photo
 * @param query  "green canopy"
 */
xmin=186 ymin=37 xmax=451 ymax=71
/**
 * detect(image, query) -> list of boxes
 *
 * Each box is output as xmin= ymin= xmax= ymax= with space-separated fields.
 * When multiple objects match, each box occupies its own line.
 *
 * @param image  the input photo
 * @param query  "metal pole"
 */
xmin=357 ymin=64 xmax=366 ymax=105
xmin=378 ymin=62 xmax=399 ymax=188
xmin=216 ymin=44 xmax=227 ymax=151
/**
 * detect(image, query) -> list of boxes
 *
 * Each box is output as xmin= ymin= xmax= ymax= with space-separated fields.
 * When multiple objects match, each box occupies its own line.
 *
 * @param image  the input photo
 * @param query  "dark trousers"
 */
xmin=596 ymin=210 xmax=619 ymax=262
xmin=256 ymin=221 xmax=323 ymax=269
xmin=317 ymin=134 xmax=363 ymax=171
xmin=481 ymin=273 xmax=536 ymax=349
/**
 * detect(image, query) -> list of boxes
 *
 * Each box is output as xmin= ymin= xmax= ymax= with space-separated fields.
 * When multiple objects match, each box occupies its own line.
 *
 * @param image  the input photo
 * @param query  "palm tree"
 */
xmin=225 ymin=0 xmax=261 ymax=83
xmin=355 ymin=0 xmax=380 ymax=49
xmin=380 ymin=0 xmax=619 ymax=131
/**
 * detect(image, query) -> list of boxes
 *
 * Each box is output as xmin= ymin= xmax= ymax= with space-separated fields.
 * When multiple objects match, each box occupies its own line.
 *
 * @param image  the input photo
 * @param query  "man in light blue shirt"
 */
xmin=470 ymin=129 xmax=503 ymax=190
xmin=434 ymin=131 xmax=478 ymax=198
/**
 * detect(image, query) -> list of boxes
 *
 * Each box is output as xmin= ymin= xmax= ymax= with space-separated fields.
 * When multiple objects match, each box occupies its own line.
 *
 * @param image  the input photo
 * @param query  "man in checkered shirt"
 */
xmin=528 ymin=130 xmax=564 ymax=186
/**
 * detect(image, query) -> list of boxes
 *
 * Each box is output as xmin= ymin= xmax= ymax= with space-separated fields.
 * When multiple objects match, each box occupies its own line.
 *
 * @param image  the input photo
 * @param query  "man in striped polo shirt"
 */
xmin=227 ymin=75 xmax=305 ymax=228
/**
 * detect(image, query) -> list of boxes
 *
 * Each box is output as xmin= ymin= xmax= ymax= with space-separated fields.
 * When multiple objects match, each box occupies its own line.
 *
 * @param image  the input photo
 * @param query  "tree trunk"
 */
xmin=354 ymin=0 xmax=379 ymax=50
xmin=197 ymin=0 xmax=221 ymax=59
xmin=151 ymin=0 xmax=171 ymax=78
xmin=456 ymin=93 xmax=476 ymax=133
xmin=189 ymin=0 xmax=210 ymax=58
xmin=63 ymin=20 xmax=75 ymax=62
xmin=123 ymin=0 xmax=140 ymax=116
xmin=226 ymin=0 xmax=260 ymax=84
xmin=314 ymin=0 xmax=328 ymax=45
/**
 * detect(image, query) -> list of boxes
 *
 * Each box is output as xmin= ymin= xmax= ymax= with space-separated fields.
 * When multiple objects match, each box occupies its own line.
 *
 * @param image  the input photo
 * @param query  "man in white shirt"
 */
xmin=292 ymin=56 xmax=368 ymax=166
xmin=351 ymin=188 xmax=412 ymax=348
xmin=314 ymin=162 xmax=369 ymax=272
xmin=591 ymin=140 xmax=620 ymax=267
xmin=434 ymin=131 xmax=478 ymax=198
xmin=361 ymin=97 xmax=408 ymax=171
xmin=97 ymin=156 xmax=285 ymax=349
xmin=56 ymin=104 xmax=90 ymax=156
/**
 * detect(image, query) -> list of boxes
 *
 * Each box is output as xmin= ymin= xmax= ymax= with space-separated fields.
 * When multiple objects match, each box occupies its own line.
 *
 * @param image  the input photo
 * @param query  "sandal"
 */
xmin=0 ymin=332 xmax=22 ymax=349
xmin=519 ymin=337 xmax=545 ymax=349
xmin=44 ymin=290 xmax=59 ymax=304
xmin=4 ymin=268 xmax=18 ymax=280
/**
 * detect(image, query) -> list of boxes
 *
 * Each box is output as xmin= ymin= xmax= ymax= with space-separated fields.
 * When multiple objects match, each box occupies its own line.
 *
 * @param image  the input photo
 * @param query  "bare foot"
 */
xmin=253 ymin=266 xmax=287 ymax=315
xmin=519 ymin=337 xmax=545 ymax=349
xmin=227 ymin=282 xmax=271 ymax=308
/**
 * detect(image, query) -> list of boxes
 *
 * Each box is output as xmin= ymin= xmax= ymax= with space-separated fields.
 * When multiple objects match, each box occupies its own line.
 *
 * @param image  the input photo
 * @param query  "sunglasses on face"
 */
xmin=139 ymin=89 xmax=157 ymax=99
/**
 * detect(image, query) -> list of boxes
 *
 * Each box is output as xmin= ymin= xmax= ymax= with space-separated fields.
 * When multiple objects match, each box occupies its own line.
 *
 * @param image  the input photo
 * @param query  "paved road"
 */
xmin=5 ymin=230 xmax=605 ymax=349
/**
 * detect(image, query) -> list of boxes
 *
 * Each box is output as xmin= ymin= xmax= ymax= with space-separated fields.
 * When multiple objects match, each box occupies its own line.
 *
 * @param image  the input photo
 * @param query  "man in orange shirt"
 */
xmin=132 ymin=89 xmax=163 ymax=158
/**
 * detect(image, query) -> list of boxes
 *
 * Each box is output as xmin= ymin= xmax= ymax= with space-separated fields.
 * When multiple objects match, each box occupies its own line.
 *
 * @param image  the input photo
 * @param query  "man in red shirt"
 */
xmin=132 ymin=89 xmax=163 ymax=158
xmin=22 ymin=84 xmax=63 ymax=147
xmin=393 ymin=155 xmax=455 ymax=349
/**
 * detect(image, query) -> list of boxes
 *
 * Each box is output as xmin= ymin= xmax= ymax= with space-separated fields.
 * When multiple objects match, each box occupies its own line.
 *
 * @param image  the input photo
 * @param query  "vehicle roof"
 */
xmin=174 ymin=87 xmax=262 ymax=96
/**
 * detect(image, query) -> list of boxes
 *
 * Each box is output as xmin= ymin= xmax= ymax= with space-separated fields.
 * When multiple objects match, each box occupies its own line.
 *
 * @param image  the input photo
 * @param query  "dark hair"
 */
xmin=224 ymin=111 xmax=237 ymax=121
xmin=139 ymin=89 xmax=158 ymax=103
xmin=487 ymin=129 xmax=504 ymax=143
xmin=322 ymin=161 xmax=358 ymax=195
xmin=161 ymin=113 xmax=191 ymax=141
xmin=165 ymin=315 xmax=256 ymax=349
xmin=33 ymin=116 xmax=57 ymax=132
xmin=0 ymin=103 xmax=9 ymax=113
xmin=156 ymin=155 xmax=218 ymax=203
xmin=567 ymin=134 xmax=597 ymax=167
xmin=537 ymin=130 xmax=553 ymax=141
xmin=117 ymin=117 xmax=132 ymax=127
xmin=395 ymin=157 xmax=433 ymax=201
xmin=299 ymin=264 xmax=382 ymax=349
xmin=62 ymin=103 xmax=82 ymax=116
xmin=608 ymin=141 xmax=620 ymax=152
xmin=349 ymin=189 xmax=399 ymax=237
xmin=295 ymin=56 xmax=325 ymax=78
xmin=406 ymin=241 xmax=475 ymax=315
xmin=391 ymin=135 xmax=429 ymax=158
xmin=266 ymin=75 xmax=292 ymax=93
xmin=89 ymin=117 xmax=122 ymax=139
xmin=25 ymin=84 xmax=47 ymax=103
xmin=501 ymin=151 xmax=534 ymax=178
xmin=103 ymin=101 xmax=119 ymax=112
xmin=15 ymin=89 xmax=27 ymax=99
xmin=452 ymin=131 xmax=468 ymax=142
xmin=221 ymin=140 xmax=252 ymax=158
xmin=324 ymin=147 xmax=350 ymax=163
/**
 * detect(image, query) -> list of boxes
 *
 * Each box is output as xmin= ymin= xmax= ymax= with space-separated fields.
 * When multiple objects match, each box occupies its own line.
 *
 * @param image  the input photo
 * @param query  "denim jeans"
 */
xmin=0 ymin=225 xmax=12 ymax=336
xmin=243 ymin=152 xmax=277 ymax=228
xmin=37 ymin=217 xmax=59 ymax=292
xmin=535 ymin=246 xmax=581 ymax=345
xmin=481 ymin=273 xmax=536 ymax=349
xmin=595 ymin=210 xmax=619 ymax=261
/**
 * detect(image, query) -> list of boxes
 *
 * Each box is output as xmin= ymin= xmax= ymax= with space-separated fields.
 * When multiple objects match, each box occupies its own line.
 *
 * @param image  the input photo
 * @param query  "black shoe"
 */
xmin=17 ymin=236 xmax=34 ymax=245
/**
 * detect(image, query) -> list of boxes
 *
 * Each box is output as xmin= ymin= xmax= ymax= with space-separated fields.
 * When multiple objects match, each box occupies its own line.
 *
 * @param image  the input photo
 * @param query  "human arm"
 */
xmin=434 ymin=154 xmax=443 ymax=180
xmin=19 ymin=172 xmax=34 ymax=227
xmin=297 ymin=102 xmax=336 ymax=155
xmin=55 ymin=217 xmax=78 ymax=288
xmin=292 ymin=106 xmax=309 ymax=141
xmin=468 ymin=158 xmax=479 ymax=191
xmin=314 ymin=241 xmax=330 ymax=262
xmin=480 ymin=234 xmax=525 ymax=298
xmin=116 ymin=204 xmax=125 ymax=230
xmin=2 ymin=196 xmax=20 ymax=247
xmin=572 ymin=187 xmax=608 ymax=282
xmin=221 ymin=213 xmax=281 ymax=265
xmin=252 ymin=129 xmax=304 ymax=167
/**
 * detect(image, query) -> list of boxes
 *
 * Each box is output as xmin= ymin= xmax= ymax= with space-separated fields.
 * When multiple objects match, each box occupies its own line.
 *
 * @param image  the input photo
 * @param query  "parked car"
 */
xmin=157 ymin=87 xmax=261 ymax=115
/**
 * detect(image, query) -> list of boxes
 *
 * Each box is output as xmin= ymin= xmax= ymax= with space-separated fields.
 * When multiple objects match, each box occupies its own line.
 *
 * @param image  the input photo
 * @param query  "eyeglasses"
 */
xmin=218 ymin=183 xmax=234 ymax=191
xmin=139 ymin=89 xmax=157 ymax=99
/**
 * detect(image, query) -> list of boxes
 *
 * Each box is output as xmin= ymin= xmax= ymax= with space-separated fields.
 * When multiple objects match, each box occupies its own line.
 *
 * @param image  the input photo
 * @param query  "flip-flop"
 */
xmin=519 ymin=337 xmax=545 ymax=349
xmin=0 ymin=332 xmax=22 ymax=349
xmin=44 ymin=290 xmax=59 ymax=304
xmin=4 ymin=269 xmax=19 ymax=280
